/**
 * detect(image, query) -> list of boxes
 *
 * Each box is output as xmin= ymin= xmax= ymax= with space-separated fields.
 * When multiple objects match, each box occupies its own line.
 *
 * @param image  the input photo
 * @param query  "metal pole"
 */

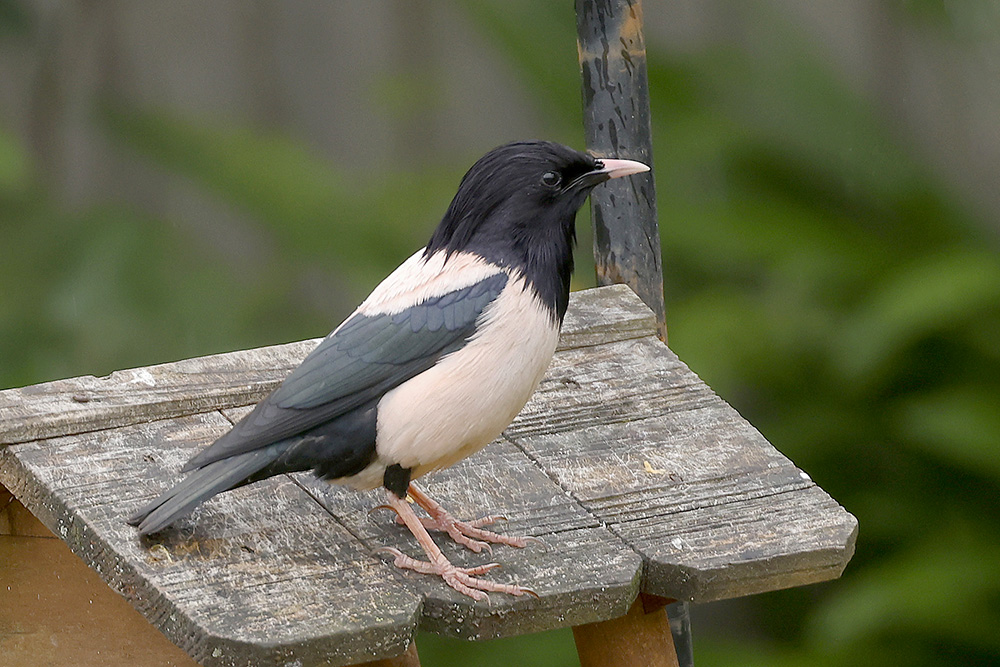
xmin=666 ymin=601 xmax=694 ymax=667
xmin=576 ymin=2 xmax=690 ymax=665
xmin=576 ymin=0 xmax=666 ymax=343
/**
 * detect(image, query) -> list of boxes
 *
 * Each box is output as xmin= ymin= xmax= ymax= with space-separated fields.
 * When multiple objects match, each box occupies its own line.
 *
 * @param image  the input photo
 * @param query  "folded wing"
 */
xmin=181 ymin=271 xmax=509 ymax=471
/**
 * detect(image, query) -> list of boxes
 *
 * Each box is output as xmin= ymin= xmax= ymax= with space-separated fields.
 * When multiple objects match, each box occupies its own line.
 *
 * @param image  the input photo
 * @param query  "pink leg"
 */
xmin=375 ymin=482 xmax=544 ymax=554
xmin=374 ymin=490 xmax=537 ymax=601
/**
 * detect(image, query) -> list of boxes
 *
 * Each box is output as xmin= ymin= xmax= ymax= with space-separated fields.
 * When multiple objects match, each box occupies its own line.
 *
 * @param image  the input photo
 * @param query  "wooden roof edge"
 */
xmin=0 ymin=285 xmax=656 ymax=448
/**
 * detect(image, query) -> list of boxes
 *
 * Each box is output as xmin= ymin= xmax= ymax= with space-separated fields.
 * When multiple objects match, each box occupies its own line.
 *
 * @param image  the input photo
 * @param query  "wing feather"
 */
xmin=182 ymin=270 xmax=508 ymax=471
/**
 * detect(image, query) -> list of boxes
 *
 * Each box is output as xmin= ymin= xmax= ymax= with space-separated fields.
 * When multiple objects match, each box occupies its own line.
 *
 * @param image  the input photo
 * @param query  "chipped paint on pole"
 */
xmin=576 ymin=0 xmax=666 ymax=342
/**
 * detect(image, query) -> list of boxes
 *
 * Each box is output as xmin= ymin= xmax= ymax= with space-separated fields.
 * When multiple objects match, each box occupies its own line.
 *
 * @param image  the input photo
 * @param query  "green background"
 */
xmin=2 ymin=1 xmax=998 ymax=665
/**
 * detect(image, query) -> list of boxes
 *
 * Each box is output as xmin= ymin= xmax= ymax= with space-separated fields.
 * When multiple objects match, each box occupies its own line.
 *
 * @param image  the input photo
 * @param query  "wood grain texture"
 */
xmin=0 ymin=340 xmax=319 ymax=447
xmin=572 ymin=595 xmax=679 ymax=667
xmin=0 ymin=534 xmax=201 ymax=666
xmin=557 ymin=284 xmax=657 ymax=350
xmin=0 ymin=285 xmax=652 ymax=448
xmin=1 ymin=413 xmax=422 ymax=667
xmin=508 ymin=333 xmax=858 ymax=602
xmin=217 ymin=405 xmax=640 ymax=642
xmin=296 ymin=438 xmax=641 ymax=640
xmin=0 ymin=285 xmax=857 ymax=664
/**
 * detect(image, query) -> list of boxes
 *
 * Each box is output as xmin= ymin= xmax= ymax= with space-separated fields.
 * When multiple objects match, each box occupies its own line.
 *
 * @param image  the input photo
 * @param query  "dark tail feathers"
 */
xmin=127 ymin=444 xmax=287 ymax=536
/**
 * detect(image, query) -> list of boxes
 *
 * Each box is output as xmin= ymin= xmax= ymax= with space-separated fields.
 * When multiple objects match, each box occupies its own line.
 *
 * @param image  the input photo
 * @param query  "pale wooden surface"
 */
xmin=0 ymin=285 xmax=857 ymax=666
xmin=2 ymin=486 xmax=53 ymax=538
xmin=0 ymin=530 xmax=201 ymax=667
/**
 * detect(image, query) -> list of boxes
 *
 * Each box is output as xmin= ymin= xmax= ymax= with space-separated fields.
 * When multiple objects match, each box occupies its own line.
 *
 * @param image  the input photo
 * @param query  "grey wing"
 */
xmin=181 ymin=272 xmax=508 ymax=471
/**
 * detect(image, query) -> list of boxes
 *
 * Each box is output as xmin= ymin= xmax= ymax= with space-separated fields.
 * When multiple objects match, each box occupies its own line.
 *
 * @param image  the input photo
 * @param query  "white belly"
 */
xmin=374 ymin=275 xmax=559 ymax=479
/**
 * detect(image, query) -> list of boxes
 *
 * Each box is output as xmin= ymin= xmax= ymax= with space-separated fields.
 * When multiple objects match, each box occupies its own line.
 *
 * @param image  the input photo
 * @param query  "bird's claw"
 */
xmin=374 ymin=546 xmax=532 ymax=602
xmin=522 ymin=536 xmax=548 ymax=551
xmin=371 ymin=506 xmax=514 ymax=555
xmin=372 ymin=546 xmax=405 ymax=560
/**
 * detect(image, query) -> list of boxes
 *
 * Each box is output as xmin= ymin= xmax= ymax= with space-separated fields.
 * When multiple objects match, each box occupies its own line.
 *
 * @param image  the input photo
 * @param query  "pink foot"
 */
xmin=375 ymin=547 xmax=537 ymax=602
xmin=374 ymin=488 xmax=540 ymax=601
xmin=374 ymin=483 xmax=545 ymax=554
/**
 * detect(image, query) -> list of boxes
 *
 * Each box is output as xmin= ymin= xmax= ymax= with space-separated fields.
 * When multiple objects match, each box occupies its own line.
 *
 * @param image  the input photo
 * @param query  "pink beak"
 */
xmin=597 ymin=158 xmax=650 ymax=179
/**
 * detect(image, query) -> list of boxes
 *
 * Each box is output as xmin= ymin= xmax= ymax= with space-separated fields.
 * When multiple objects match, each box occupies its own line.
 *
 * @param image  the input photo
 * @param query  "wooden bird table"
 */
xmin=0 ymin=285 xmax=857 ymax=666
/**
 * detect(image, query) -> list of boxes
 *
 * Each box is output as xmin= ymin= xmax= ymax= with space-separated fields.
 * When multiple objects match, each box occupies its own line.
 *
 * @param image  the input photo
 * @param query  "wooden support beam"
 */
xmin=1 ymin=483 xmax=53 ymax=537
xmin=573 ymin=594 xmax=680 ymax=667
xmin=0 ymin=529 xmax=200 ymax=666
xmin=353 ymin=642 xmax=420 ymax=667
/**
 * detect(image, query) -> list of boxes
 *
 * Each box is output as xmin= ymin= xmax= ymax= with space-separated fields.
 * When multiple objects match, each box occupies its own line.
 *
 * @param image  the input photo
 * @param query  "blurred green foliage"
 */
xmin=2 ymin=1 xmax=999 ymax=666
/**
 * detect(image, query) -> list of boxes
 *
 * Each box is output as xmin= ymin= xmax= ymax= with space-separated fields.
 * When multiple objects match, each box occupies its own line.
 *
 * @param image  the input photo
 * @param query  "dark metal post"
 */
xmin=576 ymin=2 xmax=690 ymax=665
xmin=576 ymin=0 xmax=666 ymax=342
xmin=666 ymin=600 xmax=694 ymax=667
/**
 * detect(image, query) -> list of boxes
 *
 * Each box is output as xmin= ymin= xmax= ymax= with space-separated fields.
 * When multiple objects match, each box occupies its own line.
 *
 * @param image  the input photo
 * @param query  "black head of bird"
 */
xmin=428 ymin=140 xmax=648 ymax=321
xmin=128 ymin=140 xmax=649 ymax=601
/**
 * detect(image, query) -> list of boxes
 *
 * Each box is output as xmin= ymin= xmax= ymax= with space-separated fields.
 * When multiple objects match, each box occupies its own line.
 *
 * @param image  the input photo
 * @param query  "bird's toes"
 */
xmin=443 ymin=572 xmax=490 ymax=602
xmin=458 ymin=561 xmax=502 ymax=576
xmin=449 ymin=569 xmax=536 ymax=600
xmin=372 ymin=546 xmax=405 ymax=563
xmin=466 ymin=514 xmax=507 ymax=528
xmin=448 ymin=530 xmax=492 ymax=555
xmin=452 ymin=521 xmax=540 ymax=550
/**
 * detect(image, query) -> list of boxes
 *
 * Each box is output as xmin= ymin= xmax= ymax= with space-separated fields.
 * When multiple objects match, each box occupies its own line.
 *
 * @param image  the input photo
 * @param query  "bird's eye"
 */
xmin=540 ymin=171 xmax=562 ymax=188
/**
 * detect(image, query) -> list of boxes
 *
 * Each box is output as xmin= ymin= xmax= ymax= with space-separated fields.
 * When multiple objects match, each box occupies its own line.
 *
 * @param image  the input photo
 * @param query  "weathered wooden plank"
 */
xmin=0 ymin=341 xmax=317 ymax=447
xmin=639 ymin=486 xmax=858 ymax=601
xmin=558 ymin=284 xmax=657 ymax=349
xmin=0 ymin=413 xmax=422 ymax=667
xmin=0 ymin=533 xmax=202 ymax=666
xmin=298 ymin=440 xmax=641 ymax=640
xmin=508 ymin=336 xmax=858 ymax=603
xmin=0 ymin=285 xmax=654 ymax=447
xmin=218 ymin=406 xmax=642 ymax=641
xmin=506 ymin=335 xmax=715 ymax=441
xmin=0 ymin=284 xmax=857 ymax=664
xmin=0 ymin=388 xmax=642 ymax=665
